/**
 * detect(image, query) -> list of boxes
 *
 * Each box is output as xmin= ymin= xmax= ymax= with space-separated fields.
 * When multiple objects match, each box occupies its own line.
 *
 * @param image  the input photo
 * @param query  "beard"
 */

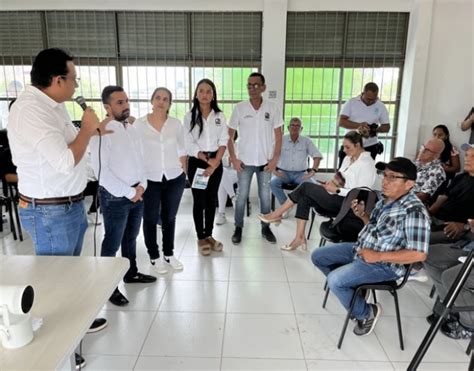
xmin=114 ymin=109 xmax=130 ymax=122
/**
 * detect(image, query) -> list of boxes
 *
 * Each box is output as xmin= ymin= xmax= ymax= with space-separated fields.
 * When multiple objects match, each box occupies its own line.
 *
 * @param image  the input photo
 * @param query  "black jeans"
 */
xmin=187 ymin=156 xmax=223 ymax=239
xmin=142 ymin=173 xmax=186 ymax=259
xmin=288 ymin=182 xmax=344 ymax=220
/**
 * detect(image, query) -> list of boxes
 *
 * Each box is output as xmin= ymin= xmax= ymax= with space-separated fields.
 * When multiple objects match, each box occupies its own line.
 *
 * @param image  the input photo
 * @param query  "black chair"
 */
xmin=323 ymin=264 xmax=413 ymax=350
xmin=5 ymin=173 xmax=23 ymax=241
xmin=0 ymin=195 xmax=17 ymax=240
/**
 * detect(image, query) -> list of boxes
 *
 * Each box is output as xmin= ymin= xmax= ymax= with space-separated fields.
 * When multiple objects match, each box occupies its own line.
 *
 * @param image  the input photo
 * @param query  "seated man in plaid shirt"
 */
xmin=312 ymin=157 xmax=431 ymax=336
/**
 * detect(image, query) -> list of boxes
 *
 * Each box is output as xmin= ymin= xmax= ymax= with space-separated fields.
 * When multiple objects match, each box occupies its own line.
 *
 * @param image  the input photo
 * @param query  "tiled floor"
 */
xmin=0 ymin=199 xmax=470 ymax=370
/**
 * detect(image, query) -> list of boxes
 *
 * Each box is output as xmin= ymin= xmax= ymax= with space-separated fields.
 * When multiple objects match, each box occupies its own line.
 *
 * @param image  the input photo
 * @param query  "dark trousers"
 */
xmin=142 ymin=173 xmax=186 ymax=259
xmin=338 ymin=143 xmax=380 ymax=168
xmin=99 ymin=186 xmax=143 ymax=280
xmin=288 ymin=182 xmax=344 ymax=220
xmin=84 ymin=180 xmax=99 ymax=213
xmin=187 ymin=156 xmax=223 ymax=239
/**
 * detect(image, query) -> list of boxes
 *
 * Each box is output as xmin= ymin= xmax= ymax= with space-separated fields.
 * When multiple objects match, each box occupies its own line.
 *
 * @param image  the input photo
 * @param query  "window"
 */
xmin=285 ymin=12 xmax=409 ymax=169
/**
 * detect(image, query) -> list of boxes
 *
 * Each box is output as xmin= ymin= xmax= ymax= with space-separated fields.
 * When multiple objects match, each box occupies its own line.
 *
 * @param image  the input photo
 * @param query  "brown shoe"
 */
xmin=197 ymin=239 xmax=211 ymax=256
xmin=206 ymin=236 xmax=224 ymax=252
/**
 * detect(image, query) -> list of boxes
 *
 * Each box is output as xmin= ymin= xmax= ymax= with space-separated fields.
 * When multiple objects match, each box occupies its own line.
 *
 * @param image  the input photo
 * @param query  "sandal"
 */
xmin=206 ymin=236 xmax=224 ymax=252
xmin=197 ymin=239 xmax=211 ymax=256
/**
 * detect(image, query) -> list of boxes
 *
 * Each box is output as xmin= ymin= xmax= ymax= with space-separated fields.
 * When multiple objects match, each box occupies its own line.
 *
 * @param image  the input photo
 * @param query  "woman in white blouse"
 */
xmin=135 ymin=87 xmax=186 ymax=274
xmin=184 ymin=79 xmax=228 ymax=256
xmin=259 ymin=130 xmax=376 ymax=251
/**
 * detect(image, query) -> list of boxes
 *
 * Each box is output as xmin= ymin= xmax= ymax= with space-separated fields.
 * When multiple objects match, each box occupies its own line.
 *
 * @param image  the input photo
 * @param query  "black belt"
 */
xmin=202 ymin=151 xmax=218 ymax=159
xmin=19 ymin=193 xmax=84 ymax=205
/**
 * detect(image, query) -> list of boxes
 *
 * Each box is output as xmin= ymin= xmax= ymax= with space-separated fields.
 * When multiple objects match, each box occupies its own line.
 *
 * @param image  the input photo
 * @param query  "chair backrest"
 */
xmin=332 ymin=187 xmax=379 ymax=227
xmin=396 ymin=264 xmax=414 ymax=289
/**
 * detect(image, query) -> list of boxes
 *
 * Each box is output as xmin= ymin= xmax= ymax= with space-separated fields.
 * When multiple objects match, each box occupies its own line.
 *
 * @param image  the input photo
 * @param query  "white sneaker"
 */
xmin=408 ymin=268 xmax=429 ymax=282
xmin=164 ymin=255 xmax=184 ymax=271
xmin=154 ymin=257 xmax=168 ymax=275
xmin=215 ymin=213 xmax=226 ymax=225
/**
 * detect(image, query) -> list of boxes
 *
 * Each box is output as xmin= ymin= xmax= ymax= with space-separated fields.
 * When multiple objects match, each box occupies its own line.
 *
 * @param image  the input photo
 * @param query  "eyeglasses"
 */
xmin=247 ymin=83 xmax=262 ymax=90
xmin=381 ymin=172 xmax=408 ymax=182
xmin=420 ymin=144 xmax=436 ymax=154
xmin=60 ymin=75 xmax=81 ymax=85
xmin=289 ymin=124 xmax=301 ymax=129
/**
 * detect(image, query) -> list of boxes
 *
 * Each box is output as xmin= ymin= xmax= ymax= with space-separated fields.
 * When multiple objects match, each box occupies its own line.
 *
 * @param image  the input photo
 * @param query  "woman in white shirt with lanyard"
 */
xmin=259 ymin=130 xmax=376 ymax=251
xmin=135 ymin=87 xmax=187 ymax=274
xmin=184 ymin=79 xmax=228 ymax=256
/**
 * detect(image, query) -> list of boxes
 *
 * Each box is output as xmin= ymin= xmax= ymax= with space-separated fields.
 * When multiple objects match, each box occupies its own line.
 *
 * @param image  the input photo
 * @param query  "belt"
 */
xmin=202 ymin=151 xmax=218 ymax=158
xmin=19 ymin=193 xmax=84 ymax=205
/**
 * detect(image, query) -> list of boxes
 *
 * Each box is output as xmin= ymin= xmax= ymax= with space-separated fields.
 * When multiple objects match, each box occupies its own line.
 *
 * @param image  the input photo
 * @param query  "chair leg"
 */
xmin=7 ymin=200 xmax=17 ymax=240
xmin=372 ymin=290 xmax=377 ymax=304
xmin=322 ymin=285 xmax=330 ymax=309
xmin=466 ymin=335 xmax=474 ymax=355
xmin=393 ymin=290 xmax=404 ymax=350
xmin=429 ymin=285 xmax=436 ymax=299
xmin=337 ymin=289 xmax=360 ymax=349
xmin=319 ymin=237 xmax=326 ymax=247
xmin=307 ymin=209 xmax=315 ymax=239
xmin=11 ymin=198 xmax=23 ymax=241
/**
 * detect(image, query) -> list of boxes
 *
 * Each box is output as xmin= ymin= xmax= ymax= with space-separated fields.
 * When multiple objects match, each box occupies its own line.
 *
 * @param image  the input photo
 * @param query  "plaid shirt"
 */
xmin=355 ymin=191 xmax=431 ymax=276
xmin=413 ymin=159 xmax=446 ymax=197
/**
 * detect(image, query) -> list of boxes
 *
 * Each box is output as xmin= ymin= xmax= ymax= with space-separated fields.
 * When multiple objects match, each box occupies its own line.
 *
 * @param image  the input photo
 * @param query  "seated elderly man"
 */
xmin=428 ymin=143 xmax=474 ymax=245
xmin=270 ymin=117 xmax=322 ymax=206
xmin=424 ymin=219 xmax=474 ymax=339
xmin=312 ymin=157 xmax=430 ymax=336
xmin=413 ymin=137 xmax=446 ymax=203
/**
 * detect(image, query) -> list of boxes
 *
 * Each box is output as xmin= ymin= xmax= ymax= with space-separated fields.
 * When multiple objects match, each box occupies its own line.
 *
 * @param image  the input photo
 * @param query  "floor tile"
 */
xmin=141 ymin=312 xmax=225 ymax=357
xmin=159 ymin=281 xmax=228 ymax=312
xmin=392 ymin=361 xmax=469 ymax=370
xmin=170 ymin=256 xmax=231 ymax=281
xmin=284 ymin=257 xmax=326 ymax=282
xmin=230 ymin=258 xmax=287 ymax=282
xmin=135 ymin=356 xmax=220 ymax=370
xmin=223 ymin=313 xmax=304 ymax=359
xmin=290 ymin=282 xmax=346 ymax=315
xmin=307 ymin=360 xmax=394 ymax=370
xmin=81 ymin=310 xmax=156 ymax=355
xmin=227 ymin=281 xmax=294 ymax=314
xmin=78 ymin=355 xmax=137 ymax=370
xmin=296 ymin=314 xmax=389 ymax=361
xmin=222 ymin=358 xmax=307 ymax=370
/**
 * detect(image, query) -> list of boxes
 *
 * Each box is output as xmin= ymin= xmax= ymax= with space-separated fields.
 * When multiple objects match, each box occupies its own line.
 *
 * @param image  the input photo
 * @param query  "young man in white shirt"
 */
xmin=228 ymin=73 xmax=284 ymax=244
xmin=338 ymin=82 xmax=390 ymax=165
xmin=8 ymin=48 xmax=109 ymax=369
xmin=90 ymin=86 xmax=156 ymax=307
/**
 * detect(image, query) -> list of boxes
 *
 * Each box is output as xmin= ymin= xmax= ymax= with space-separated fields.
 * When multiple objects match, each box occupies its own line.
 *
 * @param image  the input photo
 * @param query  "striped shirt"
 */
xmin=355 ymin=190 xmax=431 ymax=276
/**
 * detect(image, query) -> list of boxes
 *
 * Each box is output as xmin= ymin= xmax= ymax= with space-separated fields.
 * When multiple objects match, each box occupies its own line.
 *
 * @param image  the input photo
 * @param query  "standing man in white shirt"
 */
xmin=8 ymin=48 xmax=109 ymax=369
xmin=90 ymin=85 xmax=156 ymax=307
xmin=228 ymin=73 xmax=284 ymax=244
xmin=338 ymin=82 xmax=390 ymax=165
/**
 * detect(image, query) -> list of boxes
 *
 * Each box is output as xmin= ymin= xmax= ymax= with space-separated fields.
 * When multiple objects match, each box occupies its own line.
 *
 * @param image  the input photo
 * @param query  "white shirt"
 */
xmin=340 ymin=96 xmax=390 ymax=147
xmin=183 ymin=110 xmax=228 ymax=157
xmin=134 ymin=115 xmax=186 ymax=181
xmin=338 ymin=151 xmax=376 ymax=196
xmin=7 ymin=85 xmax=87 ymax=198
xmin=90 ymin=120 xmax=147 ymax=199
xmin=229 ymin=99 xmax=284 ymax=166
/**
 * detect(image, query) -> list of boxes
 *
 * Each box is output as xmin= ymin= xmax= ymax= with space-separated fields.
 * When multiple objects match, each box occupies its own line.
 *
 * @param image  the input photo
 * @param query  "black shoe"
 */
xmin=109 ymin=288 xmax=129 ymax=306
xmin=87 ymin=318 xmax=108 ymax=334
xmin=261 ymin=225 xmax=276 ymax=244
xmin=426 ymin=313 xmax=440 ymax=326
xmin=123 ymin=272 xmax=157 ymax=283
xmin=75 ymin=353 xmax=86 ymax=369
xmin=232 ymin=227 xmax=242 ymax=244
xmin=353 ymin=303 xmax=381 ymax=336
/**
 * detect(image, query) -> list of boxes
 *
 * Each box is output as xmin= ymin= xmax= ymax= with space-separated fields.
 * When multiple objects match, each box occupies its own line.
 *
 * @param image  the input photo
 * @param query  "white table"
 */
xmin=0 ymin=255 xmax=128 ymax=370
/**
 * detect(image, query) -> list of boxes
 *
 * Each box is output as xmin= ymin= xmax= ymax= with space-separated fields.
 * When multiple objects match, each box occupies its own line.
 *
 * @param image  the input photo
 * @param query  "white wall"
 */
xmin=1 ymin=0 xmax=472 ymax=161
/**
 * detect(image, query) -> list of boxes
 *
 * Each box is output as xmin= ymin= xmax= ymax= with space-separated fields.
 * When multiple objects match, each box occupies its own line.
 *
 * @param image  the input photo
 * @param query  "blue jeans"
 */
xmin=19 ymin=200 xmax=88 ymax=256
xmin=234 ymin=165 xmax=271 ymax=228
xmin=270 ymin=170 xmax=314 ymax=205
xmin=311 ymin=242 xmax=400 ymax=320
xmin=99 ymin=187 xmax=143 ymax=280
xmin=143 ymin=173 xmax=185 ymax=259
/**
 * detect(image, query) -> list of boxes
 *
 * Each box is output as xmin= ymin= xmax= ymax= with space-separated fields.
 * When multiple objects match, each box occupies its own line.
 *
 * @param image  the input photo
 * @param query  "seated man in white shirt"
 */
xmin=90 ymin=85 xmax=156 ymax=307
xmin=271 ymin=117 xmax=322 ymax=207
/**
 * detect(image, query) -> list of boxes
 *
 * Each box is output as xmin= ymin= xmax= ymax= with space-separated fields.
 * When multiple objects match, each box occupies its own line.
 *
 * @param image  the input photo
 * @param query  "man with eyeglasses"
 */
xmin=413 ymin=138 xmax=446 ymax=203
xmin=7 ymin=48 xmax=111 ymax=369
xmin=338 ymin=82 xmax=390 ymax=165
xmin=312 ymin=157 xmax=430 ymax=337
xmin=228 ymin=72 xmax=284 ymax=244
xmin=270 ymin=117 xmax=323 ymax=208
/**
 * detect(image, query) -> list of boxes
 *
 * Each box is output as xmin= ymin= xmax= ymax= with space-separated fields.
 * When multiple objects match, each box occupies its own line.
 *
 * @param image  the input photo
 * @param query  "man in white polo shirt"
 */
xmin=228 ymin=72 xmax=284 ymax=244
xmin=338 ymin=82 xmax=390 ymax=165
